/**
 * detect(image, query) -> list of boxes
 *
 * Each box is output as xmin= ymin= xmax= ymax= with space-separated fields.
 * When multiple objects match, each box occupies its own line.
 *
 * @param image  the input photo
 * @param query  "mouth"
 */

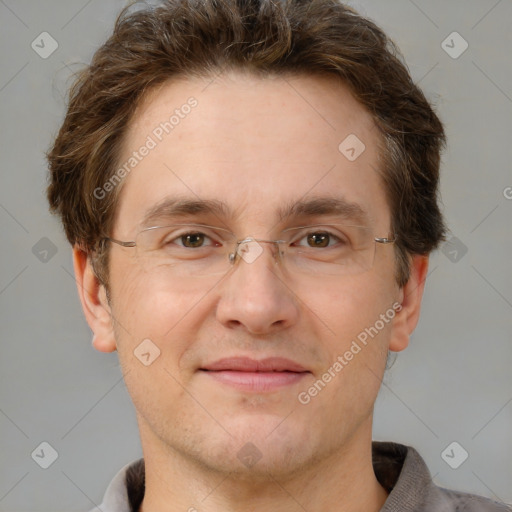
xmin=199 ymin=357 xmax=311 ymax=392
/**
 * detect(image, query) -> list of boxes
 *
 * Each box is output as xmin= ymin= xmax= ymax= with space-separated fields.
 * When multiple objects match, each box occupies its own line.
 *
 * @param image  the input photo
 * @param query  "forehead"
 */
xmin=113 ymin=71 xmax=389 ymax=234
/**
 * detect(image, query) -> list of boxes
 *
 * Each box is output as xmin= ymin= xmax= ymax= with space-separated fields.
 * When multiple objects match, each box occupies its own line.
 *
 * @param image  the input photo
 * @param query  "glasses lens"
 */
xmin=135 ymin=224 xmax=234 ymax=276
xmin=281 ymin=224 xmax=376 ymax=276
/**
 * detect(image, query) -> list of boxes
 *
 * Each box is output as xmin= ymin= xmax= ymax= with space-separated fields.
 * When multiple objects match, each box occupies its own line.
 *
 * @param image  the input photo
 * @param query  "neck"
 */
xmin=138 ymin=419 xmax=388 ymax=512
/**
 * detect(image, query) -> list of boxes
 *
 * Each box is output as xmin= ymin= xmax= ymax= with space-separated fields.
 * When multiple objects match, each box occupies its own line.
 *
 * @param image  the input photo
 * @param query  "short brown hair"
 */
xmin=47 ymin=0 xmax=446 ymax=289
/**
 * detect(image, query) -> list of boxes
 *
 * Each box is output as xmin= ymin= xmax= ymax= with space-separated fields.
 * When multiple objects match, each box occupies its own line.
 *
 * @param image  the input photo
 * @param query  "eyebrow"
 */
xmin=141 ymin=196 xmax=369 ymax=228
xmin=276 ymin=196 xmax=369 ymax=225
xmin=141 ymin=197 xmax=231 ymax=227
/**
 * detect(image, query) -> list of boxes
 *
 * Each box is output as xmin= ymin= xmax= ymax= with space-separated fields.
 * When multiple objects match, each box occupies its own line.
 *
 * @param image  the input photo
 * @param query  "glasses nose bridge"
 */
xmin=228 ymin=237 xmax=286 ymax=266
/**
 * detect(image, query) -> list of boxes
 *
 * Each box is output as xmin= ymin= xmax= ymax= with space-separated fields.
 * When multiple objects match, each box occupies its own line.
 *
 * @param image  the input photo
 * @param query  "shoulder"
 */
xmin=424 ymin=487 xmax=511 ymax=511
xmin=373 ymin=442 xmax=511 ymax=512
xmin=408 ymin=445 xmax=510 ymax=511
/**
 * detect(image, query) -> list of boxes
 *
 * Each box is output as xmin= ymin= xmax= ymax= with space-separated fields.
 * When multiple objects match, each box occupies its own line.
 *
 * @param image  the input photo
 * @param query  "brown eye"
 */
xmin=180 ymin=233 xmax=206 ymax=248
xmin=306 ymin=232 xmax=331 ymax=248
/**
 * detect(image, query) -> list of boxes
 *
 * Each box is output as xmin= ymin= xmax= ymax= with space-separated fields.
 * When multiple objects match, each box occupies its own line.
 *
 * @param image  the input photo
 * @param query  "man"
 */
xmin=46 ymin=0 xmax=510 ymax=511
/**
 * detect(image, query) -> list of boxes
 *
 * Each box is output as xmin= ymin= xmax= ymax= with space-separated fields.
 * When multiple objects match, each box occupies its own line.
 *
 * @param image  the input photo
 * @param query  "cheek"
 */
xmin=303 ymin=272 xmax=396 ymax=404
xmin=306 ymin=281 xmax=392 ymax=403
xmin=108 ymin=264 xmax=212 ymax=373
xmin=308 ymin=274 xmax=393 ymax=343
xmin=111 ymin=263 xmax=193 ymax=332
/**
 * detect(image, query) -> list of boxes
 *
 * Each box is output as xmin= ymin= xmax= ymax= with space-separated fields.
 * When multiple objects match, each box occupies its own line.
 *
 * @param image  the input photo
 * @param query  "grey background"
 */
xmin=0 ymin=0 xmax=511 ymax=510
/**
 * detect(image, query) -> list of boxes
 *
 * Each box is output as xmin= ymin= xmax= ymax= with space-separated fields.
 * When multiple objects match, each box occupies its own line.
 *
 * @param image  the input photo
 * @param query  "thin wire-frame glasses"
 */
xmin=101 ymin=223 xmax=396 ymax=277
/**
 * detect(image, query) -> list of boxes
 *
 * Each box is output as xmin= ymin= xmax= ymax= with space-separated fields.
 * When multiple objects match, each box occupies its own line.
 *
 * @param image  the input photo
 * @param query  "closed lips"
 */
xmin=200 ymin=357 xmax=309 ymax=373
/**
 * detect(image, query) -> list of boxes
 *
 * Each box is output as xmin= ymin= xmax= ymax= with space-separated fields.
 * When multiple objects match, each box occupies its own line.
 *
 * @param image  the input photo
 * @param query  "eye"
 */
xmin=140 ymin=225 xmax=230 ymax=254
xmin=171 ymin=231 xmax=217 ymax=248
xmin=294 ymin=230 xmax=345 ymax=249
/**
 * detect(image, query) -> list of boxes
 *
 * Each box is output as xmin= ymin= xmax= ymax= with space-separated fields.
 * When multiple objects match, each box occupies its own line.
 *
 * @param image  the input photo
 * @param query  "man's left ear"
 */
xmin=389 ymin=254 xmax=429 ymax=352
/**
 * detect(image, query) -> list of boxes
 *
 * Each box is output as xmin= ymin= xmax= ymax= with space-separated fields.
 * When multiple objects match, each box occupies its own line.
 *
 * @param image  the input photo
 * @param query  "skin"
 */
xmin=74 ymin=71 xmax=429 ymax=512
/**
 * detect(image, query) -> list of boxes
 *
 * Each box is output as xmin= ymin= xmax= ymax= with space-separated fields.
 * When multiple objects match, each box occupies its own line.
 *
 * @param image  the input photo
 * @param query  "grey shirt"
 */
xmin=90 ymin=442 xmax=510 ymax=512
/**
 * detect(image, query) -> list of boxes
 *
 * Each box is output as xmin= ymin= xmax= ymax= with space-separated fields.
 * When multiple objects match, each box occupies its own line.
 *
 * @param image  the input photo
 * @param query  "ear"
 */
xmin=388 ymin=254 xmax=429 ymax=352
xmin=73 ymin=245 xmax=117 ymax=353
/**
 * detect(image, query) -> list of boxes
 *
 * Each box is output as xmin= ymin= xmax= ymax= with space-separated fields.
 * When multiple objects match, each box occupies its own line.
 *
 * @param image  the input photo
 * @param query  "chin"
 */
xmin=197 ymin=416 xmax=319 ymax=479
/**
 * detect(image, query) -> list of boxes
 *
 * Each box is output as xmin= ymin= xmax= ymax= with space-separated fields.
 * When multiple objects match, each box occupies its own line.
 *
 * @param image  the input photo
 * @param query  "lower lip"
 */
xmin=200 ymin=370 xmax=309 ymax=392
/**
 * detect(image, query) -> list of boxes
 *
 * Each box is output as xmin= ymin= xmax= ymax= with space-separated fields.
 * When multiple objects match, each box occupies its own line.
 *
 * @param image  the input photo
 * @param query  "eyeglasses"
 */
xmin=101 ymin=223 xmax=396 ymax=277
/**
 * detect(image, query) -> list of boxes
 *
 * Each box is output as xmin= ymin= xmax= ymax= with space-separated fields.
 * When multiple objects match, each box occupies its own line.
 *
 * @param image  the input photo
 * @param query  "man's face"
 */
xmin=103 ymin=72 xmax=403 ymax=477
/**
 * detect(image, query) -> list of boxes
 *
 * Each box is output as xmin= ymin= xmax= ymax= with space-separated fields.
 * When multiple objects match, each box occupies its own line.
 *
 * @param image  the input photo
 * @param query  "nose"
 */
xmin=215 ymin=239 xmax=300 ymax=335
